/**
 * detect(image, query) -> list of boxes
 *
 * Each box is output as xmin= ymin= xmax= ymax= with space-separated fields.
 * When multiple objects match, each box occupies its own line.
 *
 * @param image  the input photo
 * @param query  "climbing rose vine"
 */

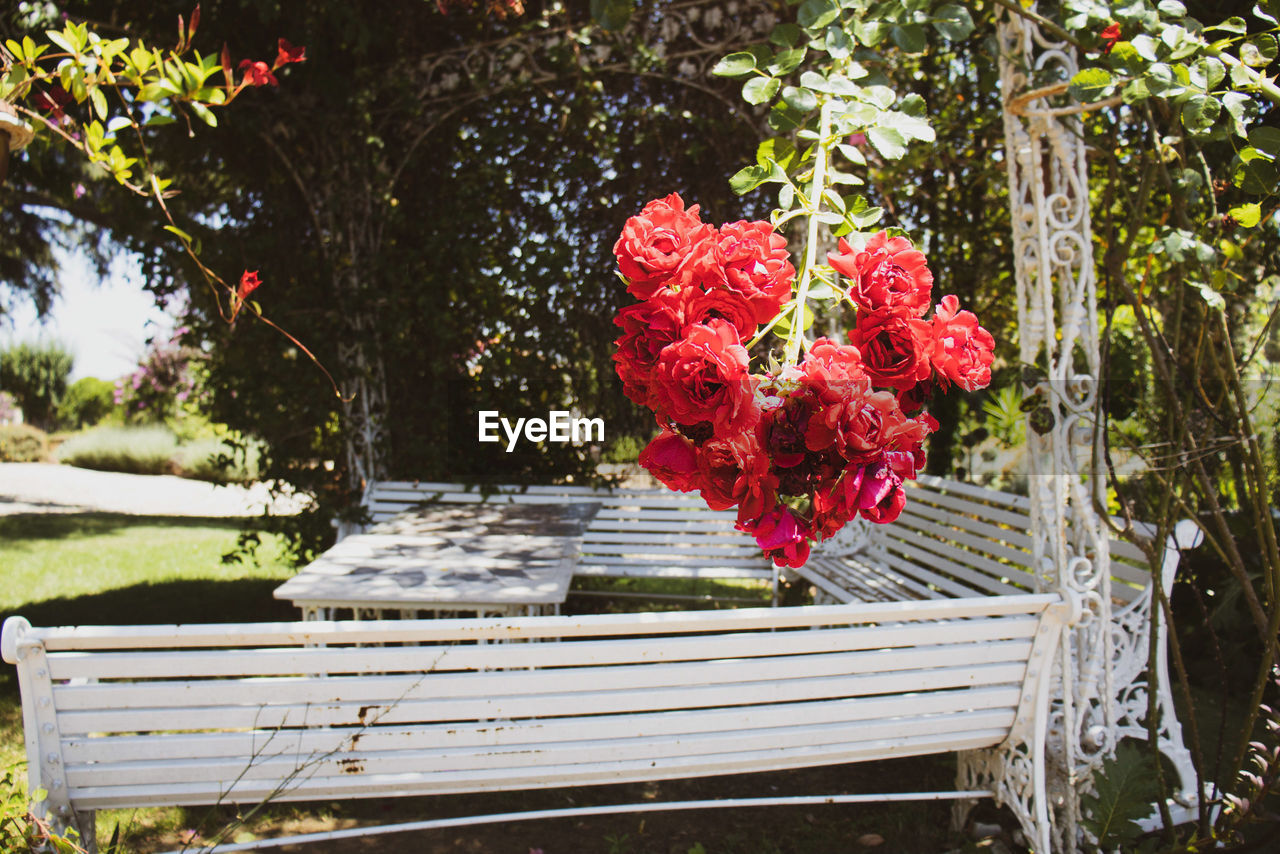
xmin=613 ymin=193 xmax=995 ymax=568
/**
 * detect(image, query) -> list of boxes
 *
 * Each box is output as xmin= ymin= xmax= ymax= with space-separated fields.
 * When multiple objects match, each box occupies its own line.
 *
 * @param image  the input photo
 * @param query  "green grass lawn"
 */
xmin=0 ymin=512 xmax=298 ymax=849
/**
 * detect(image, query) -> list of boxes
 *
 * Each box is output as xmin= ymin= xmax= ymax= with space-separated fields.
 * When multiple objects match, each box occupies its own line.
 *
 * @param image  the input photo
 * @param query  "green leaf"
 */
xmin=1229 ymin=202 xmax=1262 ymax=227
xmin=867 ymin=126 xmax=907 ymax=159
xmin=713 ymin=52 xmax=758 ymax=77
xmin=1189 ymin=57 xmax=1225 ymax=91
xmin=799 ymin=70 xmax=833 ymax=93
xmin=932 ymin=4 xmax=974 ymax=41
xmin=163 ymin=225 xmax=194 ymax=243
xmin=1189 ymin=279 xmax=1226 ymax=310
xmin=1131 ymin=34 xmax=1160 ymax=61
xmin=899 ymin=93 xmax=926 ymax=117
xmin=589 ymin=0 xmax=633 ymax=31
xmin=1234 ymin=148 xmax=1280 ymax=194
xmin=767 ymin=47 xmax=807 ymax=76
xmin=89 ymin=87 xmax=108 ymax=121
xmin=1206 ymin=16 xmax=1248 ymax=34
xmin=730 ymin=164 xmax=769 ymax=195
xmin=1180 ymin=93 xmax=1220 ymax=133
xmin=1223 ymin=92 xmax=1253 ymax=135
xmin=852 ymin=20 xmax=890 ymax=47
xmin=798 ymin=0 xmax=840 ymax=30
xmin=45 ymin=29 xmax=76 ymax=55
xmin=781 ymin=86 xmax=818 ymax=112
xmin=824 ymin=25 xmax=852 ymax=59
xmin=190 ymin=101 xmax=217 ymax=127
xmin=1242 ymin=35 xmax=1280 ymax=67
xmin=743 ymin=76 xmax=780 ymax=105
xmin=1069 ymin=67 xmax=1114 ymax=102
xmin=1157 ymin=0 xmax=1187 ymax=14
xmin=890 ymin=24 xmax=927 ymax=53
xmin=1249 ymin=126 xmax=1280 ymax=155
xmin=770 ymin=22 xmax=802 ymax=47
xmin=778 ymin=183 xmax=795 ymax=210
xmin=1080 ymin=745 xmax=1162 ymax=848
xmin=844 ymin=195 xmax=884 ymax=228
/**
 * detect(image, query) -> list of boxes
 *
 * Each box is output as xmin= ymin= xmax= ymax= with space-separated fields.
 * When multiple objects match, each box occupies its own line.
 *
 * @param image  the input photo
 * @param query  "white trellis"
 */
xmin=969 ymin=7 xmax=1198 ymax=847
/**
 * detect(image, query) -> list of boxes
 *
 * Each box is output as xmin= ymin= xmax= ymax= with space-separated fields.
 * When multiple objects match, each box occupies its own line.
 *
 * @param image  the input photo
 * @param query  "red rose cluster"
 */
xmin=613 ymin=194 xmax=995 ymax=569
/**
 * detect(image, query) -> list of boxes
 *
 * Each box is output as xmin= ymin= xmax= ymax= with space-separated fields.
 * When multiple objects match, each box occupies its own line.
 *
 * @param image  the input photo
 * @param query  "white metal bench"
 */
xmin=3 ymin=592 xmax=1076 ymax=852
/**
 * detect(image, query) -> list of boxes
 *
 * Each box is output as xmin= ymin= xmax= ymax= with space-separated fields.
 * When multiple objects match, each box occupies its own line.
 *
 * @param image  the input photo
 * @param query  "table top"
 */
xmin=273 ymin=501 xmax=601 ymax=610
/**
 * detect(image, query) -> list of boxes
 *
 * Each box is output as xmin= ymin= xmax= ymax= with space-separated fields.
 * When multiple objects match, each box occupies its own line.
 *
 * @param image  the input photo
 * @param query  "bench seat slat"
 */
xmin=68 ymin=707 xmax=1019 ymax=789
xmin=887 ymin=510 xmax=1035 ymax=571
xmin=53 ymin=639 xmax=1036 ymax=711
xmin=56 ymin=660 xmax=1032 ymax=734
xmin=63 ymin=685 xmax=1023 ymax=764
xmin=67 ymin=727 xmax=1015 ymax=809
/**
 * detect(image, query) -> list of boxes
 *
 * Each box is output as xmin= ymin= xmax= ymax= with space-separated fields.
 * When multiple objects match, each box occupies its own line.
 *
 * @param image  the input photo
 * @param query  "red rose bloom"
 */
xmin=1099 ymin=23 xmax=1121 ymax=54
xmin=828 ymin=231 xmax=933 ymax=316
xmin=847 ymin=311 xmax=933 ymax=392
xmin=684 ymin=288 xmax=757 ymax=342
xmin=710 ymin=221 xmax=795 ymax=323
xmin=927 ymin=295 xmax=995 ymax=392
xmin=614 ymin=194 xmax=713 ymax=300
xmin=741 ymin=505 xmax=811 ymax=568
xmin=697 ymin=431 xmax=777 ymax=521
xmin=638 ymin=430 xmax=702 ymax=493
xmin=651 ymin=321 xmax=758 ymax=437
xmin=613 ymin=290 xmax=686 ymax=408
xmin=799 ymin=337 xmax=869 ymax=403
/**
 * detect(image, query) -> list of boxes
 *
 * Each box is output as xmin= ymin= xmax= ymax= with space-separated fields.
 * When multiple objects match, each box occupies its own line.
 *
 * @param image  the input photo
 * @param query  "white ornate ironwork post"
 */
xmin=979 ymin=7 xmax=1112 ymax=849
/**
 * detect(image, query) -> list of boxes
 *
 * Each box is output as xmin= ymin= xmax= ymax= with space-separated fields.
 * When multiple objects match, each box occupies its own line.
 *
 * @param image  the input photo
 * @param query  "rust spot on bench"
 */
xmin=338 ymin=758 xmax=364 ymax=774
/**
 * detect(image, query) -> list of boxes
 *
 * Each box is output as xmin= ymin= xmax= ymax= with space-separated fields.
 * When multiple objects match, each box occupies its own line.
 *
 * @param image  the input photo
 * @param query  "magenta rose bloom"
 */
xmin=638 ymin=430 xmax=702 ymax=492
xmin=614 ymin=194 xmax=714 ymax=300
xmin=828 ymin=231 xmax=933 ymax=317
xmin=651 ymin=321 xmax=758 ymax=437
xmin=741 ymin=504 xmax=811 ymax=568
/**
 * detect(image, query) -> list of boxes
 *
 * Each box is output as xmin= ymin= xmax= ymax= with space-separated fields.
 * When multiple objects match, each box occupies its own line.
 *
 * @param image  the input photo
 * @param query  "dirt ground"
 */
xmin=120 ymin=757 xmax=1028 ymax=854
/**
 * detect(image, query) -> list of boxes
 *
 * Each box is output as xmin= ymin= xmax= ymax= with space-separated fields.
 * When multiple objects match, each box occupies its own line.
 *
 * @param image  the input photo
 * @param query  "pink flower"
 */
xmin=741 ymin=505 xmax=811 ymax=568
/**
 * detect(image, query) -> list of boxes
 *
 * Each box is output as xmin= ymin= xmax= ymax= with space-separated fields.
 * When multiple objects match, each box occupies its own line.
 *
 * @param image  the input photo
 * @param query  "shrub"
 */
xmin=0 ymin=341 xmax=73 ymax=432
xmin=0 ymin=424 xmax=49 ymax=462
xmin=56 ymin=425 xmax=179 ymax=475
xmin=57 ymin=377 xmax=117 ymax=430
xmin=173 ymin=436 xmax=264 ymax=485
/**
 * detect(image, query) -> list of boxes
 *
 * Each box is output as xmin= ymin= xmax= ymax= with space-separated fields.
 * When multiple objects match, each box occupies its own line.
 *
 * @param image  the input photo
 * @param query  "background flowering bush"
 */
xmin=614 ymin=193 xmax=994 ymax=567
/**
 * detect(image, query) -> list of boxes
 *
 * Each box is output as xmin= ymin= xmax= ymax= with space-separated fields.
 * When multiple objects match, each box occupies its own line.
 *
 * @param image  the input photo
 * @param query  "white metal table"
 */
xmin=274 ymin=501 xmax=601 ymax=619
